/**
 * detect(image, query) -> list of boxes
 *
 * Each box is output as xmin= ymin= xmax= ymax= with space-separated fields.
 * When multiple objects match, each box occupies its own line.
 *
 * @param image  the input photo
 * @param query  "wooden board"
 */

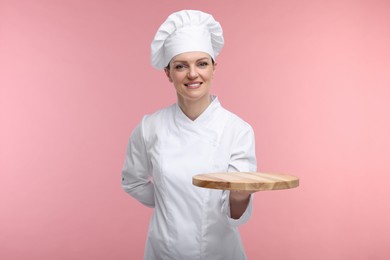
xmin=192 ymin=172 xmax=299 ymax=191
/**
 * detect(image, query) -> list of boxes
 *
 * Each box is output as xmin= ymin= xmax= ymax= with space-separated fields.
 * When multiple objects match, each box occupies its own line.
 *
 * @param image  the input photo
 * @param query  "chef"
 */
xmin=122 ymin=10 xmax=257 ymax=260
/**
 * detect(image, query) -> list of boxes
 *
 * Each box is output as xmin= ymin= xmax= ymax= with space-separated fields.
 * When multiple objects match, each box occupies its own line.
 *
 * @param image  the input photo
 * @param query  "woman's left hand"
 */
xmin=229 ymin=190 xmax=254 ymax=202
xmin=229 ymin=190 xmax=256 ymax=219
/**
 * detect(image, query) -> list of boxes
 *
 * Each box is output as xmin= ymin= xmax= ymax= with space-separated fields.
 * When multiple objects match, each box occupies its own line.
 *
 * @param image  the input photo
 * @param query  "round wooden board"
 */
xmin=192 ymin=172 xmax=299 ymax=191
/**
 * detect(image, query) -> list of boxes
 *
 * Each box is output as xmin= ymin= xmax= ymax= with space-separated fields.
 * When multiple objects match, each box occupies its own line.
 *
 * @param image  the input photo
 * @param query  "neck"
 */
xmin=177 ymin=94 xmax=212 ymax=121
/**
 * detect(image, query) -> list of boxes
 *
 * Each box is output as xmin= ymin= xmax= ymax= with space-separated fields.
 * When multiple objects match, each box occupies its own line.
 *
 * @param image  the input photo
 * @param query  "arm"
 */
xmin=221 ymin=124 xmax=257 ymax=225
xmin=121 ymin=118 xmax=155 ymax=207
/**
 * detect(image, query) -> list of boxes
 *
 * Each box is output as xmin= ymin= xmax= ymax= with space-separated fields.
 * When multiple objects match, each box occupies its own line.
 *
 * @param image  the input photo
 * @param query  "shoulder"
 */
xmin=143 ymin=104 xmax=174 ymax=124
xmin=140 ymin=104 xmax=175 ymax=137
xmin=220 ymin=106 xmax=254 ymax=134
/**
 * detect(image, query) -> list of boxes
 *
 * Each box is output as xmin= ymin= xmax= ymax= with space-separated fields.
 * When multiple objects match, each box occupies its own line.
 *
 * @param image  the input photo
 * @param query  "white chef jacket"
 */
xmin=122 ymin=96 xmax=256 ymax=260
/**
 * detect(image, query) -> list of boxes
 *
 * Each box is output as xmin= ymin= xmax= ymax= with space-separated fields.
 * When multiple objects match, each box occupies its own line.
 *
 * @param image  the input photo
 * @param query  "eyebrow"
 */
xmin=171 ymin=57 xmax=210 ymax=63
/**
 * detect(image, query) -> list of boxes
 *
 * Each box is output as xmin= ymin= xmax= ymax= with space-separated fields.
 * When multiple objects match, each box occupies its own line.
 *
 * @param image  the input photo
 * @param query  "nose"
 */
xmin=187 ymin=66 xmax=198 ymax=79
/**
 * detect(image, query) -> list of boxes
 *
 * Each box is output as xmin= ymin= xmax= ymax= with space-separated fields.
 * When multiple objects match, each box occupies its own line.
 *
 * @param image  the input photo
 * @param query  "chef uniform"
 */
xmin=122 ymin=10 xmax=257 ymax=260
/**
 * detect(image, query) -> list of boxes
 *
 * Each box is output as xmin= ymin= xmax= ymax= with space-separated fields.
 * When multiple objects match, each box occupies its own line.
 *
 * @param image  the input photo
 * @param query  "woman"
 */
xmin=122 ymin=10 xmax=257 ymax=260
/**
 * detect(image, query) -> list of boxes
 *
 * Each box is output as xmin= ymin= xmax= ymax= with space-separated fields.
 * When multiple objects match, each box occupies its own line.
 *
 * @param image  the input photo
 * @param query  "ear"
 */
xmin=164 ymin=68 xmax=173 ymax=82
xmin=212 ymin=62 xmax=217 ymax=78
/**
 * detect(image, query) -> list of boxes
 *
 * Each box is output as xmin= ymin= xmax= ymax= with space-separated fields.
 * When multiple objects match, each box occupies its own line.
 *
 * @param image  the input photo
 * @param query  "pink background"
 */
xmin=1 ymin=0 xmax=390 ymax=259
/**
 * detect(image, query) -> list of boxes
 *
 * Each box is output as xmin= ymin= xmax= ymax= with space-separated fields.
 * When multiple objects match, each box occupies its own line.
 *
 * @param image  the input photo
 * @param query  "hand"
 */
xmin=229 ymin=190 xmax=255 ymax=219
xmin=229 ymin=190 xmax=254 ymax=202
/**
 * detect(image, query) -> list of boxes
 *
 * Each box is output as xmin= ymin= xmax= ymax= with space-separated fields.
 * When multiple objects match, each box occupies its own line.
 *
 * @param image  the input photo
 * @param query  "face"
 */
xmin=165 ymin=51 xmax=216 ymax=104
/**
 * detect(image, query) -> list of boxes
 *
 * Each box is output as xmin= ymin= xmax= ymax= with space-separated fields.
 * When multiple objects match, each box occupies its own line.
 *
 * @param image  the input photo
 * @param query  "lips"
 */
xmin=184 ymin=82 xmax=203 ymax=89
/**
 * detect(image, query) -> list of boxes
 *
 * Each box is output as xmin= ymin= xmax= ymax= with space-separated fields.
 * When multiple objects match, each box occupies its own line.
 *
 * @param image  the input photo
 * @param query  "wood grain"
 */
xmin=192 ymin=172 xmax=299 ymax=191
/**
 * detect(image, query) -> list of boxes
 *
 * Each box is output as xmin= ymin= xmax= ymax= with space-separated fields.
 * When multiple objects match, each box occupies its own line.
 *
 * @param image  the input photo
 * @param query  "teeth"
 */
xmin=186 ymin=83 xmax=201 ymax=87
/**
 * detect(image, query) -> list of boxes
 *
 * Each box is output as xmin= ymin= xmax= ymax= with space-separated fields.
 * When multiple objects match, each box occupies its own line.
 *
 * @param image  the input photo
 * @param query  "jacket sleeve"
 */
xmin=121 ymin=118 xmax=155 ymax=208
xmin=221 ymin=124 xmax=257 ymax=227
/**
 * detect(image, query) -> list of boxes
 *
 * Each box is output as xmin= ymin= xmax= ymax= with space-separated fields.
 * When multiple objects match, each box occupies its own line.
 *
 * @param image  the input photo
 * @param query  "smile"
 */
xmin=184 ymin=82 xmax=203 ymax=88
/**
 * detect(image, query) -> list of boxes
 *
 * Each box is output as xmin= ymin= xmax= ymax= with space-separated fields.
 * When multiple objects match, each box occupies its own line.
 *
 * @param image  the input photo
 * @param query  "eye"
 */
xmin=198 ymin=62 xmax=209 ymax=68
xmin=174 ymin=64 xmax=187 ymax=71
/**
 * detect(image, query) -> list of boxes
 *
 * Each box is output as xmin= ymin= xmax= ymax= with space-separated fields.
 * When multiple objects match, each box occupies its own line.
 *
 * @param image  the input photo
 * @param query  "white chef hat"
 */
xmin=151 ymin=10 xmax=224 ymax=70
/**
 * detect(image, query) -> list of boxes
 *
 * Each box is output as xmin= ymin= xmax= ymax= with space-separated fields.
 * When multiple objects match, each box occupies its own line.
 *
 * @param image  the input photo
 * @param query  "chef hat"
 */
xmin=151 ymin=10 xmax=224 ymax=70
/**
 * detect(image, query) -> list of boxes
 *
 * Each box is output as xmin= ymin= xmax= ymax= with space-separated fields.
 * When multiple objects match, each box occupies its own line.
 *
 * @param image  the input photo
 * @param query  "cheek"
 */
xmin=206 ymin=68 xmax=215 ymax=79
xmin=171 ymin=77 xmax=179 ymax=86
xmin=172 ymin=79 xmax=183 ymax=90
xmin=205 ymin=71 xmax=214 ymax=81
xmin=171 ymin=73 xmax=185 ymax=84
